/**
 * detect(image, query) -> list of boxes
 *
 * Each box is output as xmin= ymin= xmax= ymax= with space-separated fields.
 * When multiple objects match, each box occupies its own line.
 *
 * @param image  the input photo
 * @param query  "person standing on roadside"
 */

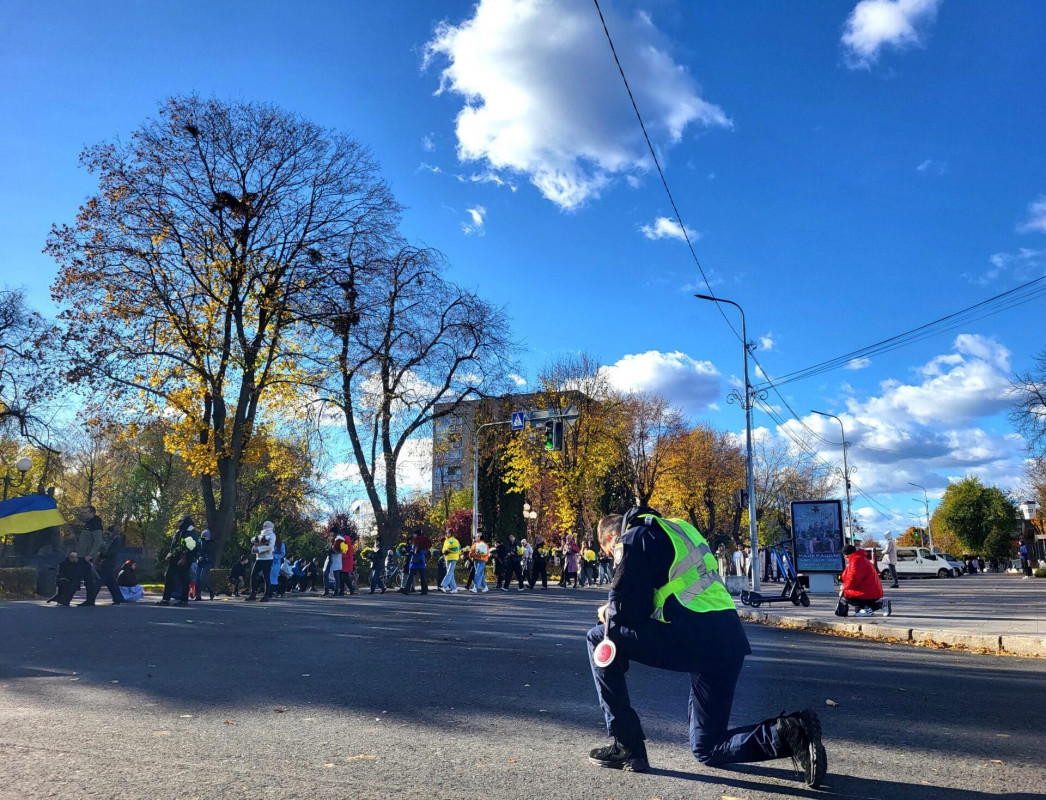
xmin=79 ymin=506 xmax=105 ymax=561
xmin=196 ymin=530 xmax=216 ymax=600
xmin=585 ymin=508 xmax=827 ymax=788
xmin=440 ymin=532 xmax=462 ymax=593
xmin=469 ymin=533 xmax=490 ymax=593
xmin=1019 ymin=541 xmax=1032 ymax=578
xmin=95 ymin=526 xmax=124 ymax=605
xmin=881 ymin=530 xmax=899 ymax=588
xmin=245 ymin=521 xmax=276 ymax=602
xmin=562 ymin=536 xmax=580 ymax=588
xmin=369 ymin=544 xmax=386 ymax=594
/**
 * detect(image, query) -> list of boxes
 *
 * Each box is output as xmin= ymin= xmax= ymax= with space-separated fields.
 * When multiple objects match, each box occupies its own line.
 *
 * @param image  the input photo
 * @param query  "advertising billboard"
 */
xmin=790 ymin=500 xmax=844 ymax=573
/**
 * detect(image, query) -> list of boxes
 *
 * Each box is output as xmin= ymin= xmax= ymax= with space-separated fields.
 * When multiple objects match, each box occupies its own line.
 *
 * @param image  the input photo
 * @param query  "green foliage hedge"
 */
xmin=0 ymin=567 xmax=39 ymax=597
xmin=1034 ymin=568 xmax=1046 ymax=578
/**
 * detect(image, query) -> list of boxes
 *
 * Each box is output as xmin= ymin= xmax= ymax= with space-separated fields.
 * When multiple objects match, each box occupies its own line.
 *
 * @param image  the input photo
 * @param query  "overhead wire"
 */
xmin=758 ymin=275 xmax=1046 ymax=390
xmin=591 ymin=0 xmax=742 ymax=343
xmin=594 ymin=1 xmax=1019 ymax=521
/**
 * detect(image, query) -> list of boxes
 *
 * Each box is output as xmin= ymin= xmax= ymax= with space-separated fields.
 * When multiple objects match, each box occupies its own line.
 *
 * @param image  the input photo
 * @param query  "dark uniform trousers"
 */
xmin=586 ymin=620 xmax=784 ymax=766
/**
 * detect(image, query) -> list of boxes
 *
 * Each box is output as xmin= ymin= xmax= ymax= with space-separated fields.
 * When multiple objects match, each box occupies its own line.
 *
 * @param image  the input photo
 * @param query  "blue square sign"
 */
xmin=511 ymin=411 xmax=526 ymax=430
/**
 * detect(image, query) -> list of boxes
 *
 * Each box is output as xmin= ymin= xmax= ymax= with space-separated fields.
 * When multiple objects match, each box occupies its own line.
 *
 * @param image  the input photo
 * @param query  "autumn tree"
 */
xmin=610 ymin=392 xmax=684 ymax=507
xmin=502 ymin=354 xmax=619 ymax=538
xmin=48 ymin=96 xmax=399 ymax=558
xmin=307 ymin=243 xmax=513 ymax=551
xmin=652 ymin=424 xmax=746 ymax=543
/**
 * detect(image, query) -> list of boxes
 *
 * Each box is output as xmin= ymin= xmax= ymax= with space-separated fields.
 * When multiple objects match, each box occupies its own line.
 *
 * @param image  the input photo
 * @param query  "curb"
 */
xmin=736 ymin=609 xmax=1045 ymax=657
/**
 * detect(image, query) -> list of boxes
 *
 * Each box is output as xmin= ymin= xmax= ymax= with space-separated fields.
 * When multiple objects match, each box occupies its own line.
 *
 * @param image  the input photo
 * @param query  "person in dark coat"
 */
xmin=369 ymin=545 xmax=386 ymax=594
xmin=94 ymin=527 xmax=124 ymax=605
xmin=158 ymin=515 xmax=196 ymax=606
xmin=76 ymin=554 xmax=104 ymax=606
xmin=196 ymin=530 xmax=216 ymax=600
xmin=228 ymin=555 xmax=249 ymax=596
xmin=117 ymin=559 xmax=145 ymax=602
xmin=47 ymin=552 xmax=81 ymax=606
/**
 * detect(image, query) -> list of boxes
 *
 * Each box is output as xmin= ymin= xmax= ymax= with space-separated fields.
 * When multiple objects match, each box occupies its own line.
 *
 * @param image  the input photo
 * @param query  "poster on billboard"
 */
xmin=791 ymin=500 xmax=844 ymax=573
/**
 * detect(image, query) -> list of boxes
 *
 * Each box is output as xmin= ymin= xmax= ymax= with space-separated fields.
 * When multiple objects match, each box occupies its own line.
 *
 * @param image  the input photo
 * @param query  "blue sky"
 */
xmin=2 ymin=0 xmax=1045 ymax=534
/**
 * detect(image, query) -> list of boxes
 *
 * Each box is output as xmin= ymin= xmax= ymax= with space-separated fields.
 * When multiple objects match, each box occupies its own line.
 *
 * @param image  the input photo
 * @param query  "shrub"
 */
xmin=0 ymin=567 xmax=39 ymax=598
xmin=207 ymin=568 xmax=232 ymax=595
xmin=1034 ymin=568 xmax=1046 ymax=578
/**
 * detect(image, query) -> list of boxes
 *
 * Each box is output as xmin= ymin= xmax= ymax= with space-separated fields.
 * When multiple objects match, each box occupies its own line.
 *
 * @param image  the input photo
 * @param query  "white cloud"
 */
xmin=422 ymin=133 xmax=436 ymax=152
xmin=764 ymin=334 xmax=1024 ymax=508
xmin=640 ymin=216 xmax=698 ymax=242
xmin=507 ymin=373 xmax=527 ymax=387
xmin=759 ymin=333 xmax=776 ymax=352
xmin=600 ymin=350 xmax=720 ymax=415
xmin=972 ymin=248 xmax=1046 ymax=284
xmin=456 ymin=170 xmax=518 ymax=191
xmin=462 ymin=205 xmax=487 ymax=236
xmin=846 ymin=357 xmax=871 ymax=370
xmin=1018 ymin=195 xmax=1046 ymax=234
xmin=841 ymin=0 xmax=940 ymax=69
xmin=424 ymin=0 xmax=730 ymax=210
xmin=856 ymin=334 xmax=1011 ymax=425
xmin=418 ymin=162 xmax=442 ymax=174
xmin=916 ymin=158 xmax=947 ymax=175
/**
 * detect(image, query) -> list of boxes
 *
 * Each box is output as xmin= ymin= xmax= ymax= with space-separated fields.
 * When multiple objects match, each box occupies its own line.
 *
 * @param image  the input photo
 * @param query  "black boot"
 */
xmin=588 ymin=738 xmax=648 ymax=772
xmin=777 ymin=709 xmax=827 ymax=789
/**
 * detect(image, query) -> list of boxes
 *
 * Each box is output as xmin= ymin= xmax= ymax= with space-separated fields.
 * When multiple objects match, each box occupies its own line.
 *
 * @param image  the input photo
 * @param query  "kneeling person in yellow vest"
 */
xmin=586 ymin=507 xmax=827 ymax=788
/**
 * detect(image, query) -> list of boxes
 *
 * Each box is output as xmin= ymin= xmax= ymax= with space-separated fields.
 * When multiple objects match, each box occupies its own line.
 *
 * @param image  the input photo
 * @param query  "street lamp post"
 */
xmin=2 ymin=457 xmax=32 ymax=501
xmin=812 ymin=411 xmax=854 ymax=544
xmin=908 ymin=482 xmax=934 ymax=552
xmin=695 ymin=294 xmax=759 ymax=593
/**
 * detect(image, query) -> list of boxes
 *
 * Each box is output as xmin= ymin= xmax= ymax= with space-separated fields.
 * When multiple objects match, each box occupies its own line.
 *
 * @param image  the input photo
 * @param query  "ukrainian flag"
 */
xmin=0 ymin=494 xmax=66 ymax=535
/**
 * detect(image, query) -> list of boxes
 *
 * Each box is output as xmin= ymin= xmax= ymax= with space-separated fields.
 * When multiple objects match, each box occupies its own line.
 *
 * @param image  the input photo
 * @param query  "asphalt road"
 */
xmin=1 ymin=588 xmax=1043 ymax=800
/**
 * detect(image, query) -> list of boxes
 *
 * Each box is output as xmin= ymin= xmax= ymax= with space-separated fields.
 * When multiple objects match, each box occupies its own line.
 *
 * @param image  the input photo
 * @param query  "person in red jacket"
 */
xmin=840 ymin=545 xmax=891 ymax=617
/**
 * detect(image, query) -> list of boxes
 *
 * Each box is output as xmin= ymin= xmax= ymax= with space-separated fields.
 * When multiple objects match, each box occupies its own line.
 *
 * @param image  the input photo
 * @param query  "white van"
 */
xmin=879 ymin=547 xmax=954 ymax=579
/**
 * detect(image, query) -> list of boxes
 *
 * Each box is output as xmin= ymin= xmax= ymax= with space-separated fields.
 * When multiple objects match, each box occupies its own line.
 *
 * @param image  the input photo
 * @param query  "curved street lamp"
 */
xmin=2 ymin=457 xmax=32 ymax=501
xmin=694 ymin=293 xmax=759 ymax=593
xmin=812 ymin=411 xmax=854 ymax=544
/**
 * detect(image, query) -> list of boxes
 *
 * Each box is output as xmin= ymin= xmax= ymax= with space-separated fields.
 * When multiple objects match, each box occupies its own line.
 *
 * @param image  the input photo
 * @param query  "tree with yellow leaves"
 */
xmin=47 ymin=96 xmax=400 ymax=558
xmin=502 ymin=354 xmax=620 ymax=539
xmin=652 ymin=423 xmax=746 ymax=543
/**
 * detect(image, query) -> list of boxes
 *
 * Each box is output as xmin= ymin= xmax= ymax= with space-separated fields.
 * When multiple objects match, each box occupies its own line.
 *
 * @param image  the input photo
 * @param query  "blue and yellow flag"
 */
xmin=0 ymin=494 xmax=66 ymax=535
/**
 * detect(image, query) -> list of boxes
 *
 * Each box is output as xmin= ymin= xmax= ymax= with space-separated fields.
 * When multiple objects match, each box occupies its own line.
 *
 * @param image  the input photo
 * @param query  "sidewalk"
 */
xmin=734 ymin=572 xmax=1046 ymax=657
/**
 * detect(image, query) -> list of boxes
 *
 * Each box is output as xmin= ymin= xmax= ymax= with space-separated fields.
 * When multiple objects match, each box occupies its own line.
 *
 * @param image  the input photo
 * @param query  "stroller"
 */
xmin=740 ymin=541 xmax=810 ymax=608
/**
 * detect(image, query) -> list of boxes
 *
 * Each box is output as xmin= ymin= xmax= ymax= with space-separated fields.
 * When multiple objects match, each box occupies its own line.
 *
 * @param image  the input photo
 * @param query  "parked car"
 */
xmin=938 ymin=553 xmax=965 ymax=576
xmin=878 ymin=547 xmax=954 ymax=579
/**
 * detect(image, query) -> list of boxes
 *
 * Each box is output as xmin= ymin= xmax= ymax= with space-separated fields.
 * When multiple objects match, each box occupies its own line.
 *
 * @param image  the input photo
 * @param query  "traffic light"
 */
xmin=544 ymin=420 xmax=564 ymax=451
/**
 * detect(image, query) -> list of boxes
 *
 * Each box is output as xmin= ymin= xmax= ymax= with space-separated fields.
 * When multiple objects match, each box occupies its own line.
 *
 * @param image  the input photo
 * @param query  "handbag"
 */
xmin=834 ymin=598 xmax=849 ymax=617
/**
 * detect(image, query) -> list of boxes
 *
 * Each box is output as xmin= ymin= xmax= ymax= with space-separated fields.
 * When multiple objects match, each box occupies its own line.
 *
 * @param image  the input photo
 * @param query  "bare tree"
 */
xmin=48 ymin=96 xmax=400 ymax=557
xmin=0 ymin=288 xmax=56 ymax=442
xmin=309 ymin=244 xmax=514 ymax=550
